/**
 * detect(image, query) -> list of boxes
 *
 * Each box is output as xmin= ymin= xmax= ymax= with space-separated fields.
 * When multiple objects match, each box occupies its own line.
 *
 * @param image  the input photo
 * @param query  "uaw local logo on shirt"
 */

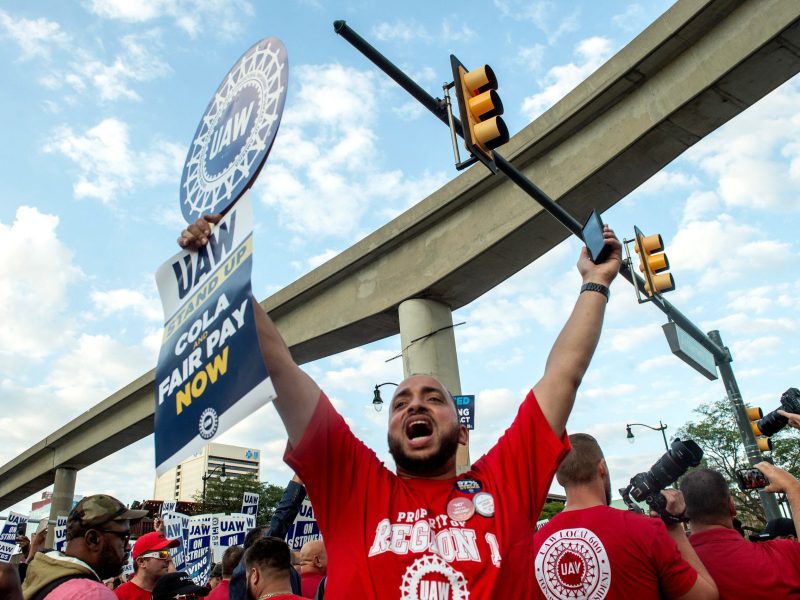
xmin=535 ymin=528 xmax=611 ymax=600
xmin=179 ymin=37 xmax=288 ymax=223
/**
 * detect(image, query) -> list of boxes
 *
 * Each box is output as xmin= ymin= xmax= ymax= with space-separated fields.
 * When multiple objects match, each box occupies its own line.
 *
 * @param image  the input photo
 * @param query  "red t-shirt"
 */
xmin=300 ymin=572 xmax=323 ymax=598
xmin=285 ymin=390 xmax=569 ymax=599
xmin=533 ymin=505 xmax=697 ymax=599
xmin=113 ymin=580 xmax=151 ymax=600
xmin=689 ymin=527 xmax=800 ymax=599
xmin=206 ymin=579 xmax=230 ymax=600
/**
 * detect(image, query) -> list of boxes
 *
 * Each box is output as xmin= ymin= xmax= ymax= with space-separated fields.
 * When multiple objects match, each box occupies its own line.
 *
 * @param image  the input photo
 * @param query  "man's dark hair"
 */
xmin=556 ymin=433 xmax=604 ymax=487
xmin=681 ymin=468 xmax=731 ymax=524
xmin=243 ymin=537 xmax=292 ymax=575
xmin=243 ymin=526 xmax=265 ymax=550
xmin=221 ymin=545 xmax=244 ymax=577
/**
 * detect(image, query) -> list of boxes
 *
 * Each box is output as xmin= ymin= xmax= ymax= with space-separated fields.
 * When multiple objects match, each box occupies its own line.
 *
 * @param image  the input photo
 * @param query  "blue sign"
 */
xmin=154 ymin=196 xmax=276 ymax=475
xmin=453 ymin=394 xmax=475 ymax=430
xmin=285 ymin=499 xmax=321 ymax=551
xmin=180 ymin=37 xmax=288 ymax=223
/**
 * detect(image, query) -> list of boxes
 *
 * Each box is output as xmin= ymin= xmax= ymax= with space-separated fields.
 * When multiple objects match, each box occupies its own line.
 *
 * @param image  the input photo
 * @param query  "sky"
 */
xmin=1 ymin=0 xmax=799 ymax=518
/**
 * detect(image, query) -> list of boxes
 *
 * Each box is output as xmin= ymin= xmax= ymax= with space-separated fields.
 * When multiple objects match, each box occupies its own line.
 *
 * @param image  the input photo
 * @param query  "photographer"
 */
xmin=533 ymin=434 xmax=718 ymax=599
xmin=681 ymin=464 xmax=800 ymax=599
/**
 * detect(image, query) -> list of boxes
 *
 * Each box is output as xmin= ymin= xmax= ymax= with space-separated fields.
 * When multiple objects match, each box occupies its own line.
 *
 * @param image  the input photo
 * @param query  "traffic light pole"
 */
xmin=333 ymin=19 xmax=779 ymax=519
xmin=708 ymin=331 xmax=781 ymax=520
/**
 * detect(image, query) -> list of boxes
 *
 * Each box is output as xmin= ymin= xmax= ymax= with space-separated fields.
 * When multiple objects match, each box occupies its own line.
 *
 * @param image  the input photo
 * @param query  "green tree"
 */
xmin=538 ymin=501 xmax=565 ymax=521
xmin=677 ymin=397 xmax=800 ymax=530
xmin=194 ymin=473 xmax=286 ymax=526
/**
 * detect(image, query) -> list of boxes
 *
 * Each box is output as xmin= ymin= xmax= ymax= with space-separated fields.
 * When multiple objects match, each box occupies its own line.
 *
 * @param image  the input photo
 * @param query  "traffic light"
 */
xmin=450 ymin=55 xmax=509 ymax=172
xmin=747 ymin=406 xmax=774 ymax=451
xmin=633 ymin=226 xmax=675 ymax=297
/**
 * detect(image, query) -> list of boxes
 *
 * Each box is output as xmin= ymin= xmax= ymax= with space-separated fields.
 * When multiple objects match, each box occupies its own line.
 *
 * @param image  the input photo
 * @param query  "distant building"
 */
xmin=153 ymin=443 xmax=261 ymax=502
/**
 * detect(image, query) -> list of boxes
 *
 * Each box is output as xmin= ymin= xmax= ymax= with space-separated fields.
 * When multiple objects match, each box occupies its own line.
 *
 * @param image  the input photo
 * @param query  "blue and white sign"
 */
xmin=242 ymin=492 xmax=259 ymax=516
xmin=180 ymin=37 xmax=288 ymax=223
xmin=163 ymin=511 xmax=189 ymax=571
xmin=0 ymin=512 xmax=25 ymax=562
xmin=212 ymin=513 xmax=248 ymax=561
xmin=285 ymin=499 xmax=320 ymax=551
xmin=453 ymin=394 xmax=475 ymax=430
xmin=155 ymin=195 xmax=276 ymax=475
xmin=54 ymin=515 xmax=68 ymax=553
xmin=162 ymin=500 xmax=177 ymax=515
xmin=186 ymin=515 xmax=213 ymax=585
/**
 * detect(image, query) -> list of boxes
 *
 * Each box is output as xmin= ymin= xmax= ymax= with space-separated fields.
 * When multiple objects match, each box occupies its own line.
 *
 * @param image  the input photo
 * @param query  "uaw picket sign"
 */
xmin=180 ymin=37 xmax=288 ymax=222
xmin=155 ymin=194 xmax=275 ymax=475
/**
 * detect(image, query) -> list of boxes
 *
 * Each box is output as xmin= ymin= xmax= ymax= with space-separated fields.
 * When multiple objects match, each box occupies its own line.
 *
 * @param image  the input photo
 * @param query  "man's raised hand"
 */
xmin=178 ymin=213 xmax=222 ymax=250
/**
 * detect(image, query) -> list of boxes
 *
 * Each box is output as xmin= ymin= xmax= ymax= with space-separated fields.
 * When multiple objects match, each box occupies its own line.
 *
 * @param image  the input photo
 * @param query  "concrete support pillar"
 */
xmin=398 ymin=299 xmax=469 ymax=473
xmin=46 ymin=467 xmax=76 ymax=547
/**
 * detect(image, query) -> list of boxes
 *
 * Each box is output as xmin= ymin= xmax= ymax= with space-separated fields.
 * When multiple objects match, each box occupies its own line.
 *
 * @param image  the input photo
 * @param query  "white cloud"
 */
xmin=320 ymin=347 xmax=402 ymax=394
xmin=305 ymin=249 xmax=339 ymax=270
xmin=90 ymin=289 xmax=163 ymax=321
xmin=685 ymin=80 xmax=800 ymax=212
xmin=517 ymin=44 xmax=546 ymax=72
xmin=86 ymin=0 xmax=254 ymax=39
xmin=0 ymin=207 xmax=82 ymax=364
xmin=257 ymin=63 xmax=447 ymax=239
xmin=371 ymin=20 xmax=430 ymax=43
xmin=493 ymin=0 xmax=579 ymax=44
xmin=611 ymin=4 xmax=647 ymax=32
xmin=669 ymin=215 xmax=794 ymax=286
xmin=0 ymin=9 xmax=70 ymax=60
xmin=45 ymin=118 xmax=184 ymax=204
xmin=521 ymin=36 xmax=614 ymax=120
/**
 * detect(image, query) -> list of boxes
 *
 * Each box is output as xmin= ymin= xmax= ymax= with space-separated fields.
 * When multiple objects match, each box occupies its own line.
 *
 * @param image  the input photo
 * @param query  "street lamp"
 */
xmin=626 ymin=421 xmax=669 ymax=452
xmin=201 ymin=463 xmax=227 ymax=506
xmin=372 ymin=382 xmax=398 ymax=412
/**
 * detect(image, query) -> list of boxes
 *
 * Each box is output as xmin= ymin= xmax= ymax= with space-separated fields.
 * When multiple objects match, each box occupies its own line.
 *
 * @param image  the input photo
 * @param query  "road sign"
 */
xmin=453 ymin=394 xmax=475 ymax=430
xmin=180 ymin=37 xmax=288 ymax=223
xmin=662 ymin=321 xmax=718 ymax=380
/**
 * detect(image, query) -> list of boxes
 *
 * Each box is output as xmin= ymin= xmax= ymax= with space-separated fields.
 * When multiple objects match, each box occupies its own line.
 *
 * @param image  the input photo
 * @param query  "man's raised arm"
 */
xmin=179 ymin=215 xmax=320 ymax=446
xmin=533 ymin=226 xmax=621 ymax=438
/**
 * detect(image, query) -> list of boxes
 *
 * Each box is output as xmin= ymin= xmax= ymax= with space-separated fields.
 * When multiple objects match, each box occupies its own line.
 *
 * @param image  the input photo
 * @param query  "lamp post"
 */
xmin=201 ymin=463 xmax=227 ymax=507
xmin=372 ymin=382 xmax=398 ymax=412
xmin=626 ymin=421 xmax=669 ymax=452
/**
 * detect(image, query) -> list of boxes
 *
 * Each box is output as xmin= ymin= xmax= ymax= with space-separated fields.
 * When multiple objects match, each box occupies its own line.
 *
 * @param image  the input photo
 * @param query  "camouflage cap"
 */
xmin=67 ymin=494 xmax=148 ymax=537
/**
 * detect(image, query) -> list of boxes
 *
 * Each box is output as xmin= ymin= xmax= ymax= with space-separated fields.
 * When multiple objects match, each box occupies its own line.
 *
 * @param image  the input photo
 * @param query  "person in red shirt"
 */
xmin=180 ymin=217 xmax=622 ymax=598
xmin=243 ymin=538 xmax=304 ymax=600
xmin=114 ymin=531 xmax=179 ymax=600
xmin=534 ymin=434 xmax=718 ymax=599
xmin=207 ymin=545 xmax=243 ymax=600
xmin=681 ymin=463 xmax=800 ymax=599
xmin=297 ymin=540 xmax=325 ymax=598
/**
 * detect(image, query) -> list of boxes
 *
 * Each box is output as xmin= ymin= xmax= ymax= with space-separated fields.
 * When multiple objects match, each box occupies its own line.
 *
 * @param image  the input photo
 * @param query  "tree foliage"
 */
xmin=193 ymin=473 xmax=285 ymax=526
xmin=677 ymin=397 xmax=800 ymax=530
xmin=538 ymin=501 xmax=566 ymax=521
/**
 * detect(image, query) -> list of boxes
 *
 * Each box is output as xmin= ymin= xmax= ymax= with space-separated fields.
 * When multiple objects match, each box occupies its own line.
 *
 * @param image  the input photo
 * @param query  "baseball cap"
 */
xmin=152 ymin=571 xmax=210 ymax=600
xmin=749 ymin=517 xmax=797 ymax=541
xmin=132 ymin=531 xmax=180 ymax=559
xmin=67 ymin=494 xmax=148 ymax=538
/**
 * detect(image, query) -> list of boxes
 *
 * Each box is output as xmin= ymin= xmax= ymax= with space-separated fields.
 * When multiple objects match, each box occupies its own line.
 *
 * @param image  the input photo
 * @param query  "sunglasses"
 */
xmin=139 ymin=549 xmax=172 ymax=560
xmin=98 ymin=529 xmax=131 ymax=544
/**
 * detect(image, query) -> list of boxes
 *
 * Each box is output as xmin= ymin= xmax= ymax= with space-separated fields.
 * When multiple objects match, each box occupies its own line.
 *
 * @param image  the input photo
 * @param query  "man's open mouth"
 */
xmin=405 ymin=417 xmax=434 ymax=448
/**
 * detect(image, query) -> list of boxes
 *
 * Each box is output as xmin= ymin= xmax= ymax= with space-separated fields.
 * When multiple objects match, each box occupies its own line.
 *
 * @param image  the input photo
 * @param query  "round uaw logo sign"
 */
xmin=180 ymin=37 xmax=288 ymax=223
xmin=198 ymin=407 xmax=219 ymax=440
xmin=399 ymin=554 xmax=469 ymax=600
xmin=535 ymin=528 xmax=611 ymax=600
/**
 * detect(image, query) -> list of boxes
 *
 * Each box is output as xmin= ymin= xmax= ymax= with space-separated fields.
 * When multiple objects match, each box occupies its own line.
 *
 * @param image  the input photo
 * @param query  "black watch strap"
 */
xmin=580 ymin=282 xmax=610 ymax=301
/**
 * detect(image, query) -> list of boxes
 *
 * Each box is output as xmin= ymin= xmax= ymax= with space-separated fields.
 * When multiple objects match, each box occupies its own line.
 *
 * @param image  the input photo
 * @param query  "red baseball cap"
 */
xmin=132 ymin=531 xmax=180 ymax=559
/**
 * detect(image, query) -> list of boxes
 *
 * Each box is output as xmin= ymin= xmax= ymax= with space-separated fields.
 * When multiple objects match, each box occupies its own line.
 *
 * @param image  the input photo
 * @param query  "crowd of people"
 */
xmin=2 ymin=220 xmax=799 ymax=599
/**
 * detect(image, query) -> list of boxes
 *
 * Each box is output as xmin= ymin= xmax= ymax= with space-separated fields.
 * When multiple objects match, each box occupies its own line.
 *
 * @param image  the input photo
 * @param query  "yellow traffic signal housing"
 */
xmin=633 ymin=226 xmax=675 ymax=297
xmin=747 ymin=406 xmax=773 ymax=451
xmin=450 ymin=55 xmax=509 ymax=172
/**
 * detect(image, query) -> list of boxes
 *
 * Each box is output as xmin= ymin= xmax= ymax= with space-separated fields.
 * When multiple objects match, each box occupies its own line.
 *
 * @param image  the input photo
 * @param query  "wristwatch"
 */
xmin=580 ymin=282 xmax=610 ymax=301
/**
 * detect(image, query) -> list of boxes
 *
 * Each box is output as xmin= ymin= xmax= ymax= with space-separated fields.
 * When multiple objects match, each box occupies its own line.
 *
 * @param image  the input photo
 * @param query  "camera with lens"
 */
xmin=620 ymin=438 xmax=703 ymax=523
xmin=752 ymin=387 xmax=800 ymax=437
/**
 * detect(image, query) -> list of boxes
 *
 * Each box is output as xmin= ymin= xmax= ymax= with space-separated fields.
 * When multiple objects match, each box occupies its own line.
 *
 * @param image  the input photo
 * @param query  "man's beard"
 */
xmin=388 ymin=423 xmax=460 ymax=477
